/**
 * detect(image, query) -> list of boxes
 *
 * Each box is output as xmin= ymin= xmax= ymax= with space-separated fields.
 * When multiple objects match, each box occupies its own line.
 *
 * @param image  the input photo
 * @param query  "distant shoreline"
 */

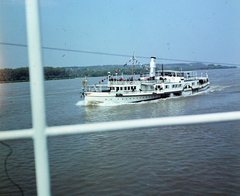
xmin=0 ymin=65 xmax=237 ymax=83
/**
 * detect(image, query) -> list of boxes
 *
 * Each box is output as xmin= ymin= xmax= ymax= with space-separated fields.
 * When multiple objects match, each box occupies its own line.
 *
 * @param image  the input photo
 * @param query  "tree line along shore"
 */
xmin=0 ymin=64 xmax=237 ymax=83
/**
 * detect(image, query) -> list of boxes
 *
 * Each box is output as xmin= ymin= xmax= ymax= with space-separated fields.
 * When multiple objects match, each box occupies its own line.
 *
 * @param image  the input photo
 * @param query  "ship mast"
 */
xmin=131 ymin=51 xmax=136 ymax=80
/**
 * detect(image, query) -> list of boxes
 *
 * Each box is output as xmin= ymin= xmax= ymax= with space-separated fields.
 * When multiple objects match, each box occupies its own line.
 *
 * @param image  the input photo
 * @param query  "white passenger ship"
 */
xmin=81 ymin=56 xmax=210 ymax=105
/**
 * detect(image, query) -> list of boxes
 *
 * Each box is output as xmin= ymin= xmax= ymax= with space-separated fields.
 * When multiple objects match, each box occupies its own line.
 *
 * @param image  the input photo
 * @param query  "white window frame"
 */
xmin=1 ymin=1 xmax=240 ymax=196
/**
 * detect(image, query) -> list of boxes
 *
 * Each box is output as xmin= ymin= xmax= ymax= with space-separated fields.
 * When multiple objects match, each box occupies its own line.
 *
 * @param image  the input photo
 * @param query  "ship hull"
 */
xmin=84 ymin=83 xmax=210 ymax=106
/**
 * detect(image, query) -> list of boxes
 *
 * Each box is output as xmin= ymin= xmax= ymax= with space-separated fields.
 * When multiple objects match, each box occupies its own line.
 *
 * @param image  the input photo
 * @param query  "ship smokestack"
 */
xmin=150 ymin=57 xmax=156 ymax=80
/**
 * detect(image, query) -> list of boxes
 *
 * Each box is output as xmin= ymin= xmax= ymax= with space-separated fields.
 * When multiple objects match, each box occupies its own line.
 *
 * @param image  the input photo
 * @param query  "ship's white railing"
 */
xmin=0 ymin=1 xmax=240 ymax=196
xmin=108 ymin=80 xmax=141 ymax=85
xmin=87 ymin=84 xmax=109 ymax=92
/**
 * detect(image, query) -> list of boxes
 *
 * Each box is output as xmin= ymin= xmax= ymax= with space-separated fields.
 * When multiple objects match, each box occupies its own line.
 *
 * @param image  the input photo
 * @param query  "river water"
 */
xmin=0 ymin=68 xmax=240 ymax=195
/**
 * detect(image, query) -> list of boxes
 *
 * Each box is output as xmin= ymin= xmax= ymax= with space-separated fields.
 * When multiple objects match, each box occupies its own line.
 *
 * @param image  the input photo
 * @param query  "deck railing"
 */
xmin=108 ymin=80 xmax=141 ymax=85
xmin=1 ymin=1 xmax=240 ymax=196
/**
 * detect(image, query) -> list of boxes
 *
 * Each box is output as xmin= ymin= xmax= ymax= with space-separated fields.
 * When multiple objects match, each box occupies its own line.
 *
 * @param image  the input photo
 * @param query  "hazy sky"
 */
xmin=0 ymin=0 xmax=240 ymax=68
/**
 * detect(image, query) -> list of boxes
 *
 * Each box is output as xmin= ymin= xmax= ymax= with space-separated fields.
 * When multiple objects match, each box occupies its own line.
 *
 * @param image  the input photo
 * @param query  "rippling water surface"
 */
xmin=0 ymin=68 xmax=240 ymax=195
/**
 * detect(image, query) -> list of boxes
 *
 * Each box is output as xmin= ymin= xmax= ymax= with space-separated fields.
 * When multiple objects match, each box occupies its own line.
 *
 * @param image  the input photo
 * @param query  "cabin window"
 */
xmin=128 ymin=87 xmax=130 ymax=90
xmin=124 ymin=87 xmax=127 ymax=90
xmin=116 ymin=87 xmax=119 ymax=91
xmin=192 ymin=82 xmax=194 ymax=86
xmin=120 ymin=87 xmax=123 ymax=90
xmin=165 ymin=85 xmax=168 ymax=89
xmin=172 ymin=85 xmax=175 ymax=88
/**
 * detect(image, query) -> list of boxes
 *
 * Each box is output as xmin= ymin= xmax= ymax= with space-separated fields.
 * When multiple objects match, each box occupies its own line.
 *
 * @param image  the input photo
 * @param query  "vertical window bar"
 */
xmin=25 ymin=0 xmax=51 ymax=196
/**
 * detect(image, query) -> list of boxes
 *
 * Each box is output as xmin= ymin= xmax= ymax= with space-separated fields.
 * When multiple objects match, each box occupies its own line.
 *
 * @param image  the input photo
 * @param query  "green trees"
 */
xmin=0 ymin=67 xmax=69 ymax=82
xmin=0 ymin=64 xmax=236 ymax=83
xmin=44 ymin=67 xmax=67 ymax=80
xmin=0 ymin=67 xmax=29 ymax=82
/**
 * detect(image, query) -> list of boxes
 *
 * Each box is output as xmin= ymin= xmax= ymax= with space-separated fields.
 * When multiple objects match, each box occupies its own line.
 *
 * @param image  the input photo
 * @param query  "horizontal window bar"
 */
xmin=0 ymin=129 xmax=34 ymax=141
xmin=45 ymin=111 xmax=240 ymax=136
xmin=2 ymin=111 xmax=239 ymax=141
xmin=1 ymin=111 xmax=240 ymax=141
